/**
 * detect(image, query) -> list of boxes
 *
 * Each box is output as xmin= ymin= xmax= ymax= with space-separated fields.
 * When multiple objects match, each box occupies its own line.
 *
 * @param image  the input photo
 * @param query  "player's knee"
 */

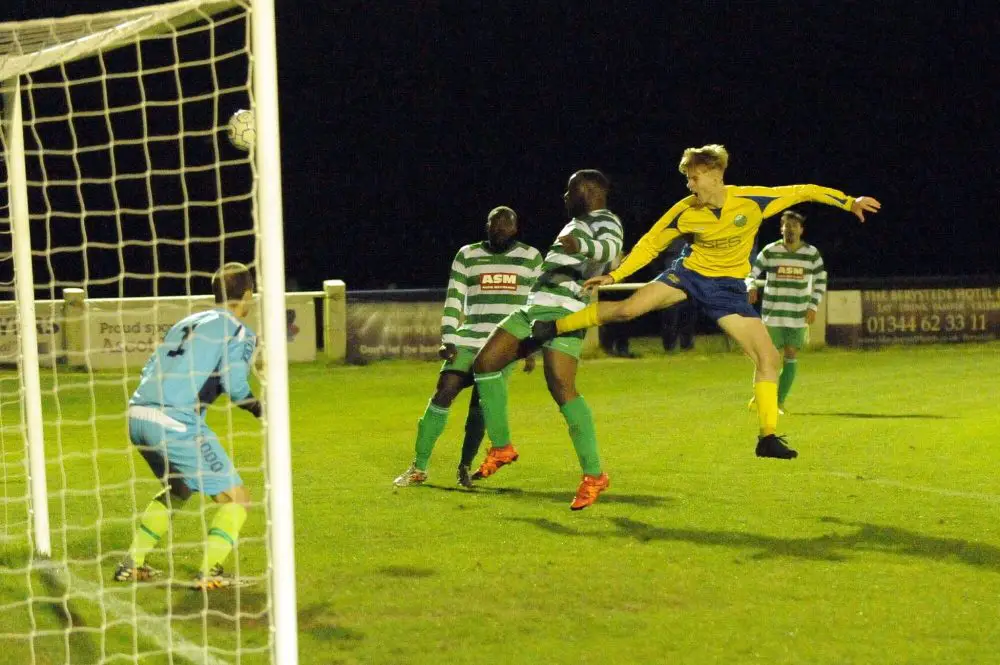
xmin=545 ymin=376 xmax=577 ymax=405
xmin=760 ymin=344 xmax=781 ymax=372
xmin=214 ymin=485 xmax=251 ymax=506
xmin=432 ymin=381 xmax=462 ymax=407
xmin=605 ymin=301 xmax=631 ymax=323
xmin=164 ymin=478 xmax=192 ymax=505
xmin=619 ymin=297 xmax=653 ymax=322
xmin=784 ymin=346 xmax=798 ymax=360
xmin=472 ymin=353 xmax=494 ymax=374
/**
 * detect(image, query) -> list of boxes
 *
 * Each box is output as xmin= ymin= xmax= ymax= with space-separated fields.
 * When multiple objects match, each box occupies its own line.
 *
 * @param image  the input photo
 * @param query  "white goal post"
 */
xmin=0 ymin=1 xmax=298 ymax=663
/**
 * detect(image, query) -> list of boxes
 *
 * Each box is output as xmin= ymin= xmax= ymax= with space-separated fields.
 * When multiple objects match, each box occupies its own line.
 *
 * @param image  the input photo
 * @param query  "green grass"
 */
xmin=3 ymin=341 xmax=1000 ymax=664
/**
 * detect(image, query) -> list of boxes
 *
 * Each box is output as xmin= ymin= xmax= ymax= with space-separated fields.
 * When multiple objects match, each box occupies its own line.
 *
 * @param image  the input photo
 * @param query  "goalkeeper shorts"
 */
xmin=128 ymin=405 xmax=243 ymax=497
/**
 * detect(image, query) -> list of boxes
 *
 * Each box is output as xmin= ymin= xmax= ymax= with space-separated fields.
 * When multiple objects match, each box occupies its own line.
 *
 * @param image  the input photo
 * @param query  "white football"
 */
xmin=227 ymin=109 xmax=255 ymax=151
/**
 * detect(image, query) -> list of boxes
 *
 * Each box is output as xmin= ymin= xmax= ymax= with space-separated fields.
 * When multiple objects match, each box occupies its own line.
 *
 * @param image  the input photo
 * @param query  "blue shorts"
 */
xmin=655 ymin=262 xmax=759 ymax=321
xmin=128 ymin=406 xmax=242 ymax=497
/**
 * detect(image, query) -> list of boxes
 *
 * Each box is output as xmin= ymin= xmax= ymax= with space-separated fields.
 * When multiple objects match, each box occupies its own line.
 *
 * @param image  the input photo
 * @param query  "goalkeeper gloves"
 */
xmin=238 ymin=396 xmax=263 ymax=418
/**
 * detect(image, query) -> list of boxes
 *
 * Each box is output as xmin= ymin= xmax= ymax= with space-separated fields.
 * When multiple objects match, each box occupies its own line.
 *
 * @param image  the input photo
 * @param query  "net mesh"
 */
xmin=0 ymin=2 xmax=278 ymax=663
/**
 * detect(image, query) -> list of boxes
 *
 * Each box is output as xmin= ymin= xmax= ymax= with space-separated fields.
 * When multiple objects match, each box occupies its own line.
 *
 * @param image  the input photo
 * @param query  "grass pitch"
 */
xmin=2 ymin=341 xmax=1000 ymax=664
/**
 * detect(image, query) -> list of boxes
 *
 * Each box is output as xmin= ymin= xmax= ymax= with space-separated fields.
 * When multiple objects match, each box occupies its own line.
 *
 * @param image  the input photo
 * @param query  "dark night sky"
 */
xmin=9 ymin=1 xmax=1000 ymax=290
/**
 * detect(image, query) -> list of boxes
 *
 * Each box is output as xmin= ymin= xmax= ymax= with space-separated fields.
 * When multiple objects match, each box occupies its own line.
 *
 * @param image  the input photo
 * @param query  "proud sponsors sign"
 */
xmin=83 ymin=295 xmax=318 ymax=368
xmin=0 ymin=301 xmax=64 ymax=366
xmin=859 ymin=288 xmax=1000 ymax=345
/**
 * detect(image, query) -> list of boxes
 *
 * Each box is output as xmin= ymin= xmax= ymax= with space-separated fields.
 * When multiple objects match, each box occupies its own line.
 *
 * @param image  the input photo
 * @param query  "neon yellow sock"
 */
xmin=129 ymin=494 xmax=170 ymax=566
xmin=754 ymin=380 xmax=779 ymax=436
xmin=555 ymin=304 xmax=601 ymax=334
xmin=201 ymin=503 xmax=247 ymax=574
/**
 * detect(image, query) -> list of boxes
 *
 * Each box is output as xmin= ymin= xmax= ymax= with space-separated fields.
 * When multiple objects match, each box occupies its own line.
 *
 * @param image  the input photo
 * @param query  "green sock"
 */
xmin=128 ymin=492 xmax=171 ymax=566
xmin=560 ymin=396 xmax=601 ymax=475
xmin=201 ymin=502 xmax=247 ymax=574
xmin=460 ymin=390 xmax=486 ymax=467
xmin=778 ymin=358 xmax=798 ymax=405
xmin=413 ymin=400 xmax=449 ymax=470
xmin=474 ymin=371 xmax=511 ymax=448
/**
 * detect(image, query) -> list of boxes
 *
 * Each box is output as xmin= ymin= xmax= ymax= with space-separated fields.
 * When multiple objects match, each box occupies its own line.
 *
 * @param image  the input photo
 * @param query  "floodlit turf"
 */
xmin=2 ymin=341 xmax=1000 ymax=664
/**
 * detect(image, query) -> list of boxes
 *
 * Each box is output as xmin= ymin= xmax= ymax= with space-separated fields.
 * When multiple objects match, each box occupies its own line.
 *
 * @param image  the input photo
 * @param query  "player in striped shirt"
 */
xmin=393 ymin=206 xmax=543 ymax=488
xmin=746 ymin=209 xmax=826 ymax=413
xmin=532 ymin=145 xmax=880 ymax=459
xmin=470 ymin=170 xmax=624 ymax=510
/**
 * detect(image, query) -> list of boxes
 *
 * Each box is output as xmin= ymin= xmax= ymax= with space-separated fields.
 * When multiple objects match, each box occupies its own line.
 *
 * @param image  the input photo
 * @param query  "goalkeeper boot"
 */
xmin=114 ymin=558 xmax=160 ymax=583
xmin=530 ymin=319 xmax=558 ymax=342
xmin=457 ymin=464 xmax=474 ymax=489
xmin=472 ymin=444 xmax=519 ymax=479
xmin=393 ymin=464 xmax=428 ymax=487
xmin=755 ymin=434 xmax=798 ymax=460
xmin=193 ymin=564 xmax=235 ymax=590
xmin=570 ymin=472 xmax=610 ymax=511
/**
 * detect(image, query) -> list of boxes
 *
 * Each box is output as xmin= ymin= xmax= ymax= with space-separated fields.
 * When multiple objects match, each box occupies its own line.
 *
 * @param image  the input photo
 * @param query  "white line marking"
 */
xmin=38 ymin=563 xmax=232 ymax=665
xmin=825 ymin=471 xmax=1000 ymax=503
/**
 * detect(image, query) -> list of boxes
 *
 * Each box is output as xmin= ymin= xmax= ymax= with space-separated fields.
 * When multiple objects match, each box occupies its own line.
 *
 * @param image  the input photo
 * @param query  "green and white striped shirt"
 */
xmin=747 ymin=240 xmax=827 ymax=328
xmin=529 ymin=209 xmax=624 ymax=312
xmin=441 ymin=241 xmax=543 ymax=349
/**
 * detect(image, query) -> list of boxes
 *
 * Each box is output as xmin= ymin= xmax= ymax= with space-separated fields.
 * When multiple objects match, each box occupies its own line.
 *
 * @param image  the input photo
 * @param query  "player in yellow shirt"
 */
xmin=531 ymin=145 xmax=881 ymax=459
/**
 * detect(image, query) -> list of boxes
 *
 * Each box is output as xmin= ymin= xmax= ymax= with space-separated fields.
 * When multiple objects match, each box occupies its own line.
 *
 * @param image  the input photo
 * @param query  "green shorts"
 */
xmin=441 ymin=345 xmax=515 ymax=379
xmin=498 ymin=305 xmax=585 ymax=359
xmin=767 ymin=325 xmax=808 ymax=351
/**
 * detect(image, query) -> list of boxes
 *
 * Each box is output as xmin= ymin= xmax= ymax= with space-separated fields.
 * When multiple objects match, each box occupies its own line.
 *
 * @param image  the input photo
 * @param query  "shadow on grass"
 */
xmin=35 ymin=562 xmax=102 ymax=663
xmin=170 ymin=584 xmax=271 ymax=628
xmin=423 ymin=483 xmax=670 ymax=508
xmin=792 ymin=411 xmax=952 ymax=419
xmin=299 ymin=602 xmax=365 ymax=644
xmin=608 ymin=516 xmax=1000 ymax=571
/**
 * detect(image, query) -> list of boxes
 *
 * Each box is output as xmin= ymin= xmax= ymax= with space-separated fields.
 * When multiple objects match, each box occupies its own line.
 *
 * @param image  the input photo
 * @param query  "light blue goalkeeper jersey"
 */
xmin=130 ymin=308 xmax=256 ymax=418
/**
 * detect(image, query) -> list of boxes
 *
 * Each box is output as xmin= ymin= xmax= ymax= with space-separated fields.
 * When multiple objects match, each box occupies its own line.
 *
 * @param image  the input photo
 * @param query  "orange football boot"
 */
xmin=570 ymin=472 xmax=610 ymax=511
xmin=472 ymin=444 xmax=519 ymax=479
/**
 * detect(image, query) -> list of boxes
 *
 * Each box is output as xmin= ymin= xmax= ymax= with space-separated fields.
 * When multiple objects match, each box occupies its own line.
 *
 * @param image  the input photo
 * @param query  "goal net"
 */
xmin=0 ymin=1 xmax=297 ymax=663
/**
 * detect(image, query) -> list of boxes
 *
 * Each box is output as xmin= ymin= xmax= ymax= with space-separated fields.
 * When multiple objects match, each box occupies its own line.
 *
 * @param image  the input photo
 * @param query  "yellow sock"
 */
xmin=754 ymin=380 xmax=779 ymax=436
xmin=555 ymin=304 xmax=601 ymax=334
xmin=201 ymin=503 xmax=247 ymax=574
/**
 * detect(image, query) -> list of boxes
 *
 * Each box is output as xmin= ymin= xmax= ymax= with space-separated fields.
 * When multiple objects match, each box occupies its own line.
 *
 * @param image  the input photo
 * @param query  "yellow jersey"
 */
xmin=609 ymin=184 xmax=855 ymax=281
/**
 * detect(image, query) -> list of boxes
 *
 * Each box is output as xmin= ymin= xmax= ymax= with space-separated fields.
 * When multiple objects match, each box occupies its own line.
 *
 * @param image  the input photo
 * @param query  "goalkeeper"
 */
xmin=114 ymin=262 xmax=261 ymax=590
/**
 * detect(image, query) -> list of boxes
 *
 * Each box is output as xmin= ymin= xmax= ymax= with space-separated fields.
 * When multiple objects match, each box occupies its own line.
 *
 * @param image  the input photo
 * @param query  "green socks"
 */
xmin=413 ymin=400 xmax=450 ymax=470
xmin=128 ymin=492 xmax=171 ymax=566
xmin=474 ymin=371 xmax=511 ymax=447
xmin=201 ymin=502 xmax=247 ymax=574
xmin=778 ymin=358 xmax=798 ymax=405
xmin=560 ymin=396 xmax=601 ymax=475
xmin=460 ymin=390 xmax=486 ymax=467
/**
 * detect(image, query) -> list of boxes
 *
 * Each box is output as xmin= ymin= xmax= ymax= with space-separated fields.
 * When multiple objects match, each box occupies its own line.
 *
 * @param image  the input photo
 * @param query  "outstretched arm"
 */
xmin=741 ymin=184 xmax=882 ymax=222
xmin=606 ymin=199 xmax=689 ymax=284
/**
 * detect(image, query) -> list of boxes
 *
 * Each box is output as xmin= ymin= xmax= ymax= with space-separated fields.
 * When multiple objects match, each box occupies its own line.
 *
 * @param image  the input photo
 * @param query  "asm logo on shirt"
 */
xmin=479 ymin=273 xmax=518 ymax=291
xmin=777 ymin=265 xmax=806 ymax=279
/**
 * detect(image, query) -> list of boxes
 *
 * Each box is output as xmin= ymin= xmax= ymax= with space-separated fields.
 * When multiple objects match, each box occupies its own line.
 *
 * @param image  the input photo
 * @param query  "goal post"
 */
xmin=0 ymin=1 xmax=299 ymax=663
xmin=3 ymin=77 xmax=51 ymax=559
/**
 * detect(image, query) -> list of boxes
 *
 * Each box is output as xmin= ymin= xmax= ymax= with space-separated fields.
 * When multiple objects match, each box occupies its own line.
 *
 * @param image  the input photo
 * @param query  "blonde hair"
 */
xmin=678 ymin=144 xmax=729 ymax=175
xmin=211 ymin=262 xmax=254 ymax=304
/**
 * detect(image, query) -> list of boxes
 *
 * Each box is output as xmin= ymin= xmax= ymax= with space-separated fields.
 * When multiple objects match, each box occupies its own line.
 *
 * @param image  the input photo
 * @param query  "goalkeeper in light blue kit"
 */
xmin=114 ymin=262 xmax=261 ymax=590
